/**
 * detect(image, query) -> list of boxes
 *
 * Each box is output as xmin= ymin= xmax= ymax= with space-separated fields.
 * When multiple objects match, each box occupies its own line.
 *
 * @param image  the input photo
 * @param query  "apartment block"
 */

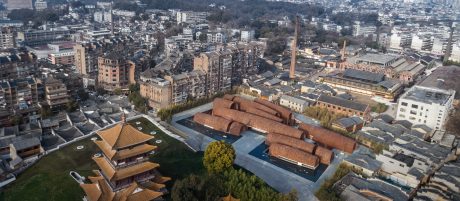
xmin=0 ymin=78 xmax=39 ymax=125
xmin=139 ymin=78 xmax=171 ymax=109
xmin=17 ymin=29 xmax=71 ymax=46
xmin=0 ymin=52 xmax=37 ymax=80
xmin=74 ymin=42 xmax=101 ymax=75
xmin=48 ymin=51 xmax=75 ymax=65
xmin=0 ymin=27 xmax=15 ymax=49
xmin=97 ymin=54 xmax=136 ymax=92
xmin=176 ymin=11 xmax=209 ymax=25
xmin=194 ymin=51 xmax=232 ymax=95
xmin=396 ymin=85 xmax=455 ymax=130
xmin=164 ymin=71 xmax=207 ymax=105
xmin=44 ymin=77 xmax=70 ymax=111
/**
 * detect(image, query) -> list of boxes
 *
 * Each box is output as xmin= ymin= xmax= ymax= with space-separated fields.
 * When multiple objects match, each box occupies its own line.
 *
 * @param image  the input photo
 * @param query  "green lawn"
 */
xmin=1 ymin=117 xmax=204 ymax=201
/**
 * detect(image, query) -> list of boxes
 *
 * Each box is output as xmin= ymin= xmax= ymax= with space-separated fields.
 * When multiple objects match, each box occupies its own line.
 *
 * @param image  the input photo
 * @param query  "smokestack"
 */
xmin=444 ymin=22 xmax=454 ymax=63
xmin=341 ymin=40 xmax=347 ymax=61
xmin=289 ymin=16 xmax=300 ymax=79
xmin=111 ymin=2 xmax=114 ymax=35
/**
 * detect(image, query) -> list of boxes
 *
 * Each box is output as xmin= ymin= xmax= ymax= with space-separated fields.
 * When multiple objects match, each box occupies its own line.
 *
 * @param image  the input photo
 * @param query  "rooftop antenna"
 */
xmin=289 ymin=15 xmax=300 ymax=80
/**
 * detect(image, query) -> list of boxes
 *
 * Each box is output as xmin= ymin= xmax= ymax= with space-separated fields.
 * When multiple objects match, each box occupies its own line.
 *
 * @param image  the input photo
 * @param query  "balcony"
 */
xmin=113 ymin=156 xmax=149 ymax=169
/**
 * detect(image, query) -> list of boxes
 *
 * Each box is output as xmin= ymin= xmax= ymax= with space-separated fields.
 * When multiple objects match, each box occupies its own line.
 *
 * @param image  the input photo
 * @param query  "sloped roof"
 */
xmin=97 ymin=123 xmax=154 ymax=149
xmin=318 ymin=94 xmax=369 ymax=112
xmin=93 ymin=156 xmax=159 ymax=181
xmin=343 ymin=69 xmax=384 ymax=84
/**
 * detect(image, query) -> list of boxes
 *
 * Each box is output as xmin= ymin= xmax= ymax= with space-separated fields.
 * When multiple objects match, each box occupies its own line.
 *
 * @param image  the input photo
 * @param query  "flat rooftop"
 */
xmin=355 ymin=53 xmax=400 ymax=65
xmin=419 ymin=66 xmax=460 ymax=98
xmin=402 ymin=86 xmax=454 ymax=105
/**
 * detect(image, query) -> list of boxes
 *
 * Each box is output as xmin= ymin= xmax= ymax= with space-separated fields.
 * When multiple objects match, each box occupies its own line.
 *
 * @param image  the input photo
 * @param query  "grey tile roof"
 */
xmin=12 ymin=137 xmax=41 ymax=150
xmin=335 ymin=173 xmax=409 ymax=201
xmin=343 ymin=69 xmax=385 ymax=83
xmin=368 ymin=119 xmax=405 ymax=137
xmin=344 ymin=152 xmax=382 ymax=172
xmin=318 ymin=94 xmax=368 ymax=112
xmin=336 ymin=117 xmax=363 ymax=128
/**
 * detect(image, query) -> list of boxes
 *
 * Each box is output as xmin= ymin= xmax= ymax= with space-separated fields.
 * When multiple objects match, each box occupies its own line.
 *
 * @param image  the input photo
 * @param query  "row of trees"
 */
xmin=171 ymin=141 xmax=298 ymax=201
xmin=157 ymin=89 xmax=237 ymax=122
xmin=8 ymin=8 xmax=63 ymax=26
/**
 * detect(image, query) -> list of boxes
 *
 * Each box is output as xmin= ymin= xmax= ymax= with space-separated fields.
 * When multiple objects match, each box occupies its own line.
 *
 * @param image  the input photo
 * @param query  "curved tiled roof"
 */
xmin=269 ymin=143 xmax=319 ymax=169
xmin=314 ymin=146 xmax=333 ymax=165
xmin=213 ymin=107 xmax=304 ymax=139
xmin=97 ymin=123 xmax=154 ymax=149
xmin=212 ymin=98 xmax=237 ymax=110
xmin=93 ymin=156 xmax=159 ymax=181
xmin=95 ymin=140 xmax=157 ymax=161
xmin=299 ymin=123 xmax=356 ymax=153
xmin=228 ymin=121 xmax=247 ymax=136
xmin=254 ymin=98 xmax=293 ymax=123
xmin=266 ymin=132 xmax=316 ymax=153
xmin=193 ymin=112 xmax=232 ymax=133
xmin=245 ymin=107 xmax=283 ymax=122
xmin=232 ymin=96 xmax=279 ymax=116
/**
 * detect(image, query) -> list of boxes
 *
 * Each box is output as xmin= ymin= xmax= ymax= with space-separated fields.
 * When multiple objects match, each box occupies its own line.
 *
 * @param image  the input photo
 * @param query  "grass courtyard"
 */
xmin=1 ymin=117 xmax=204 ymax=201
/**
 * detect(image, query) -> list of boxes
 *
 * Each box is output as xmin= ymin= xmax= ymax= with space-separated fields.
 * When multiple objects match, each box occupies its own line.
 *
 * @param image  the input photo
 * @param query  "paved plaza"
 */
xmin=170 ymin=102 xmax=348 ymax=201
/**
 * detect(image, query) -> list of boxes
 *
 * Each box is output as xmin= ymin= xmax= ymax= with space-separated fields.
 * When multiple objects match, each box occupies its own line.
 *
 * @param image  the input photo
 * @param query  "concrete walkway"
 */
xmin=171 ymin=108 xmax=338 ymax=201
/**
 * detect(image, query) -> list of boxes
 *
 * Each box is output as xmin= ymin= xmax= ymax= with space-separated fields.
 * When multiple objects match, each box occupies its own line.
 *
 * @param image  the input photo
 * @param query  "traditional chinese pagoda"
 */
xmin=80 ymin=115 xmax=170 ymax=201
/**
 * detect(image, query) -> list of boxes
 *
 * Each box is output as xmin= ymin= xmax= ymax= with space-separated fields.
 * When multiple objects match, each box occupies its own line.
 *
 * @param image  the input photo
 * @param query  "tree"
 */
xmin=203 ymin=141 xmax=235 ymax=174
xmin=9 ymin=115 xmax=22 ymax=126
xmin=114 ymin=88 xmax=122 ymax=95
xmin=129 ymin=83 xmax=140 ymax=93
xmin=171 ymin=174 xmax=225 ymax=201
xmin=198 ymin=33 xmax=207 ymax=42
xmin=66 ymin=100 xmax=79 ymax=112
xmin=77 ymin=89 xmax=89 ymax=101
xmin=446 ymin=109 xmax=460 ymax=136
xmin=40 ymin=105 xmax=52 ymax=118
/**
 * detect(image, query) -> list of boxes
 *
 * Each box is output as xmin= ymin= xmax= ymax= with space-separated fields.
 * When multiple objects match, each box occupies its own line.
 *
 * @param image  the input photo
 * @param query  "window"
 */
xmin=411 ymin=104 xmax=418 ymax=109
xmin=399 ymin=114 xmax=405 ymax=118
xmin=401 ymin=102 xmax=408 ymax=106
xmin=409 ymin=117 xmax=416 ymax=120
xmin=410 ymin=110 xmax=417 ymax=115
xmin=400 ymin=108 xmax=406 ymax=112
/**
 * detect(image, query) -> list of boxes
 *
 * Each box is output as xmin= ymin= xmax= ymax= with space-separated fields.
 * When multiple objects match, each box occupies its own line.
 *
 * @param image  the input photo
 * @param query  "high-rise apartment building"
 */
xmin=140 ymin=42 xmax=265 ymax=110
xmin=139 ymin=78 xmax=171 ymax=109
xmin=97 ymin=54 xmax=136 ymax=92
xmin=194 ymin=51 xmax=233 ymax=95
xmin=0 ymin=27 xmax=15 ymax=49
xmin=74 ymin=43 xmax=99 ymax=75
xmin=164 ymin=71 xmax=207 ymax=105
